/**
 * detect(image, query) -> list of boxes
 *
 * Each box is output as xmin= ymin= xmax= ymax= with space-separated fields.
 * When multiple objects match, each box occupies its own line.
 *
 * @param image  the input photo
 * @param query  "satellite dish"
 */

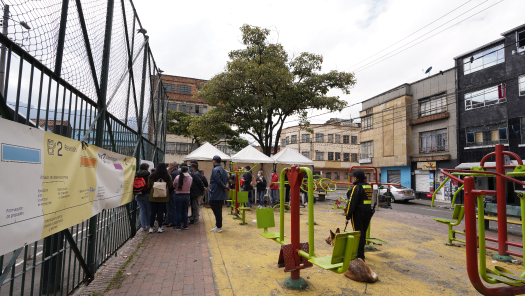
xmin=425 ymin=66 xmax=432 ymax=74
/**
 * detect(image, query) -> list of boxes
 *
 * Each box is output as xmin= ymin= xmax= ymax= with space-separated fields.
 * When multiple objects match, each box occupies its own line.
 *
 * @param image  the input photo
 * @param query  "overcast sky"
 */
xmin=134 ymin=0 xmax=524 ymax=142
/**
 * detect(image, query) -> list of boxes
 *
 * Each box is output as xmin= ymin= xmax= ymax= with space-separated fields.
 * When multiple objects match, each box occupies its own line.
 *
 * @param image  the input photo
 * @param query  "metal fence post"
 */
xmin=87 ymin=0 xmax=114 ymax=277
xmin=135 ymin=41 xmax=148 ymax=170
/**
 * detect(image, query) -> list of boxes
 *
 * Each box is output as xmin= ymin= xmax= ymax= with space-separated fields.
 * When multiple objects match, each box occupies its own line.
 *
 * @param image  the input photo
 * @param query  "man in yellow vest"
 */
xmin=345 ymin=169 xmax=373 ymax=261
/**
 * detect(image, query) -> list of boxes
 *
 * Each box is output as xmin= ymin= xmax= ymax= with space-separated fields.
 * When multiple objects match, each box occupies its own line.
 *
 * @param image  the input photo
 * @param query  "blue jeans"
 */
xmin=167 ymin=191 xmax=177 ymax=225
xmin=258 ymin=190 xmax=265 ymax=206
xmin=135 ymin=194 xmax=151 ymax=228
xmin=271 ymin=189 xmax=278 ymax=204
xmin=175 ymin=194 xmax=190 ymax=228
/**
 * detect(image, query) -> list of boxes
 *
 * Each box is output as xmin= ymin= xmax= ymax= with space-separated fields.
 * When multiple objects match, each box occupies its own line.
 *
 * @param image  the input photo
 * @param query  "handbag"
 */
xmin=152 ymin=178 xmax=167 ymax=198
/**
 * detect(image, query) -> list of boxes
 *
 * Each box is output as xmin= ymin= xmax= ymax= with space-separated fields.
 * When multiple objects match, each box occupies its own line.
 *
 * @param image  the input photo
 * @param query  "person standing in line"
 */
xmin=166 ymin=161 xmax=179 ymax=227
xmin=189 ymin=163 xmax=205 ymax=224
xmin=256 ymin=170 xmax=267 ymax=209
xmin=199 ymin=169 xmax=209 ymax=206
xmin=226 ymin=173 xmax=235 ymax=208
xmin=135 ymin=163 xmax=151 ymax=231
xmin=270 ymin=169 xmax=279 ymax=205
xmin=173 ymin=165 xmax=193 ymax=230
xmin=209 ymin=156 xmax=230 ymax=233
xmin=147 ymin=163 xmax=173 ymax=233
xmin=242 ymin=166 xmax=253 ymax=208
xmin=345 ymin=169 xmax=373 ymax=261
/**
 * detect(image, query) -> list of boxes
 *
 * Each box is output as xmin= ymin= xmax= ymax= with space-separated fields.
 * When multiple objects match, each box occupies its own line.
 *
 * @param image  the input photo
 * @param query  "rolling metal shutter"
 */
xmin=387 ymin=170 xmax=401 ymax=185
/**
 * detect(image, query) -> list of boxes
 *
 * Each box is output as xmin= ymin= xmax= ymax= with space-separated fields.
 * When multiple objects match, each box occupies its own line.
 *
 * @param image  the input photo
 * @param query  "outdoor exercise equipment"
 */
xmin=260 ymin=166 xmax=361 ymax=290
xmin=226 ymin=164 xmax=259 ymax=221
xmin=438 ymin=144 xmax=525 ymax=295
xmin=256 ymin=208 xmax=283 ymax=239
xmin=432 ymin=204 xmax=465 ymax=245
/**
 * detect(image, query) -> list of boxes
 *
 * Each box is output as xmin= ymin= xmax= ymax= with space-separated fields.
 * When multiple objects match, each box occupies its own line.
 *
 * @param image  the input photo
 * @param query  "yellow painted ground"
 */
xmin=203 ymin=204 xmax=522 ymax=295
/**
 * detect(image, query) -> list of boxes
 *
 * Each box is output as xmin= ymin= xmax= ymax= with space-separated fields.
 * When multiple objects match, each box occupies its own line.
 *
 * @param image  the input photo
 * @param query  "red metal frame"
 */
xmin=332 ymin=166 xmax=400 ymax=188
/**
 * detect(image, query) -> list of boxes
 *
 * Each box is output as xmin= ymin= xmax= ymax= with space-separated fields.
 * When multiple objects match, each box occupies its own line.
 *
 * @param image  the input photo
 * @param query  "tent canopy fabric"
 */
xmin=271 ymin=147 xmax=314 ymax=166
xmin=183 ymin=142 xmax=231 ymax=161
xmin=231 ymin=145 xmax=274 ymax=163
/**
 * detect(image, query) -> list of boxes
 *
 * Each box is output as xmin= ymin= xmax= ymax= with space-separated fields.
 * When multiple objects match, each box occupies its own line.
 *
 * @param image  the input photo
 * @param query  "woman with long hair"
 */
xmin=173 ymin=165 xmax=193 ymax=230
xmin=147 ymin=162 xmax=173 ymax=233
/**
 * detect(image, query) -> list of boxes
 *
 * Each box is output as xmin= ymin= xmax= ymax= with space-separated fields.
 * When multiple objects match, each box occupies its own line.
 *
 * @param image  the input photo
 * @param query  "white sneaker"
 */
xmin=157 ymin=227 xmax=164 ymax=233
xmin=210 ymin=226 xmax=217 ymax=232
xmin=257 ymin=205 xmax=263 ymax=209
xmin=148 ymin=227 xmax=155 ymax=233
xmin=211 ymin=227 xmax=223 ymax=233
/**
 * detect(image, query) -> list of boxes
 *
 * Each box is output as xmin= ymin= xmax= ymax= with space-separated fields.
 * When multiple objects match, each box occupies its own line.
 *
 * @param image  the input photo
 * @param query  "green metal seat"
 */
xmin=236 ymin=192 xmax=249 ymax=225
xmin=256 ymin=208 xmax=283 ymax=239
xmin=433 ymin=204 xmax=465 ymax=244
xmin=308 ymin=231 xmax=360 ymax=273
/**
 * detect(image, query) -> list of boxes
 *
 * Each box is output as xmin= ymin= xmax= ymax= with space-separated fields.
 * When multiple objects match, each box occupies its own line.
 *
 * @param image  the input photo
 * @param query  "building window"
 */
xmin=176 ymin=143 xmax=189 ymax=154
xmin=302 ymin=134 xmax=310 ymax=143
xmin=286 ymin=136 xmax=289 ymax=145
xmin=343 ymin=153 xmax=349 ymax=161
xmin=327 ymin=134 xmax=333 ymax=143
xmin=316 ymin=133 xmax=324 ymax=142
xmin=517 ymin=30 xmax=525 ymax=52
xmin=362 ymin=116 xmax=372 ymax=131
xmin=326 ymin=172 xmax=331 ymax=180
xmin=343 ymin=172 xmax=349 ymax=181
xmin=335 ymin=134 xmax=341 ymax=143
xmin=465 ymin=85 xmax=506 ymax=110
xmin=351 ymin=153 xmax=358 ymax=162
xmin=166 ymin=142 xmax=175 ymax=154
xmin=420 ymin=94 xmax=447 ymax=117
xmin=291 ymin=135 xmax=297 ymax=144
xmin=342 ymin=135 xmax=348 ymax=144
xmin=168 ymin=102 xmax=178 ymax=111
xmin=361 ymin=141 xmax=373 ymax=159
xmin=328 ymin=152 xmax=334 ymax=161
xmin=164 ymin=83 xmax=176 ymax=93
xmin=302 ymin=151 xmax=310 ymax=159
xmin=315 ymin=152 xmax=324 ymax=160
xmin=518 ymin=75 xmax=525 ymax=96
xmin=177 ymin=84 xmax=192 ymax=94
xmin=179 ymin=104 xmax=191 ymax=113
xmin=282 ymin=139 xmax=286 ymax=147
xmin=351 ymin=136 xmax=357 ymax=144
xmin=335 ymin=152 xmax=341 ymax=161
xmin=466 ymin=122 xmax=508 ymax=147
xmin=192 ymin=105 xmax=207 ymax=115
xmin=420 ymin=129 xmax=448 ymax=153
xmin=463 ymin=44 xmax=504 ymax=75
xmin=334 ymin=172 xmax=340 ymax=180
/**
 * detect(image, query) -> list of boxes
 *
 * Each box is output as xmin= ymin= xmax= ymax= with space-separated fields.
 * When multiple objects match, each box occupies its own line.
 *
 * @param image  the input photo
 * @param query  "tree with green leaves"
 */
xmin=197 ymin=24 xmax=357 ymax=156
xmin=167 ymin=110 xmax=248 ymax=152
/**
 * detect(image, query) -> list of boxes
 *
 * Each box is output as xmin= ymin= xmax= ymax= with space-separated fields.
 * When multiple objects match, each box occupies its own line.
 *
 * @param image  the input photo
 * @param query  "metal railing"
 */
xmin=0 ymin=0 xmax=167 ymax=295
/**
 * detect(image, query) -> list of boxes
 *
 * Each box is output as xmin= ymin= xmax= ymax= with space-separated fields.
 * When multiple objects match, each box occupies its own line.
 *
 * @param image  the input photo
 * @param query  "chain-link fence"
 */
xmin=0 ymin=0 xmax=168 ymax=294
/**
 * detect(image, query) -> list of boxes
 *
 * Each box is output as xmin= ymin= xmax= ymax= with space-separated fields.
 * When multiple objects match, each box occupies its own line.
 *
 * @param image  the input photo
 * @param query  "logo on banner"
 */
xmin=47 ymin=139 xmax=56 ymax=155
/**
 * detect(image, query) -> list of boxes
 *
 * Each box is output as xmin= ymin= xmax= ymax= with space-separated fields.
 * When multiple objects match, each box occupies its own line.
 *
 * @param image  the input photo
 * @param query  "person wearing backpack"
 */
xmin=189 ymin=163 xmax=205 ymax=225
xmin=173 ymin=165 xmax=193 ymax=230
xmin=134 ymin=163 xmax=151 ymax=231
xmin=147 ymin=163 xmax=173 ymax=233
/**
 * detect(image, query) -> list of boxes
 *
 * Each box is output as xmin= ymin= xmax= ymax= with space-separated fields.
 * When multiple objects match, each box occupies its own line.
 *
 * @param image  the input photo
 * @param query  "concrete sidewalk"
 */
xmin=76 ymin=219 xmax=215 ymax=296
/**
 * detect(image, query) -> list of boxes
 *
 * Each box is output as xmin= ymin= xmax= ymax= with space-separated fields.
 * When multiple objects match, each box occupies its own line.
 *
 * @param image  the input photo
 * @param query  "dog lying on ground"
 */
xmin=326 ymin=228 xmax=378 ymax=283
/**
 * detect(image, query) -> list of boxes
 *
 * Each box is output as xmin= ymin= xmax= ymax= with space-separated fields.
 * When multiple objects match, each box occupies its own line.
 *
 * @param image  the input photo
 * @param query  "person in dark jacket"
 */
xmin=189 ymin=163 xmax=205 ymax=224
xmin=166 ymin=161 xmax=179 ymax=226
xmin=135 ymin=163 xmax=151 ymax=231
xmin=200 ymin=169 xmax=209 ymax=205
xmin=242 ymin=166 xmax=253 ymax=208
xmin=345 ymin=169 xmax=373 ymax=261
xmin=256 ymin=170 xmax=267 ymax=208
xmin=147 ymin=163 xmax=173 ymax=233
xmin=209 ymin=156 xmax=230 ymax=233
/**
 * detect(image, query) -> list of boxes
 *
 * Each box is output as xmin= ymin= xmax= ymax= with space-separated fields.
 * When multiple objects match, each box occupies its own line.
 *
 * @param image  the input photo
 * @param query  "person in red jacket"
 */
xmin=270 ymin=169 xmax=279 ymax=205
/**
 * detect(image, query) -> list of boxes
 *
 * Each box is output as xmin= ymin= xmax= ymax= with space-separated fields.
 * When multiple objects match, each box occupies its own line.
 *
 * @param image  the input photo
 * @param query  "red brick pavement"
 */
xmin=77 ymin=218 xmax=216 ymax=296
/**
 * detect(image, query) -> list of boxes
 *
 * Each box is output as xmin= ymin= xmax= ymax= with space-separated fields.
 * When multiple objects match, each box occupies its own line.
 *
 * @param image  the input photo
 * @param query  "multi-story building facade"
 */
xmin=359 ymin=86 xmax=413 ymax=187
xmin=280 ymin=119 xmax=361 ymax=181
xmin=454 ymin=24 xmax=525 ymax=205
xmin=161 ymin=74 xmax=233 ymax=163
xmin=359 ymin=68 xmax=459 ymax=200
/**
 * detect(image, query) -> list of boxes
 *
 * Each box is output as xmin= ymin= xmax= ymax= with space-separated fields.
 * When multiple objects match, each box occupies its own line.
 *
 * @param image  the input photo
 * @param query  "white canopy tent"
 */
xmin=271 ymin=147 xmax=314 ymax=166
xmin=183 ymin=143 xmax=231 ymax=182
xmin=183 ymin=142 xmax=231 ymax=162
xmin=231 ymin=145 xmax=274 ymax=164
